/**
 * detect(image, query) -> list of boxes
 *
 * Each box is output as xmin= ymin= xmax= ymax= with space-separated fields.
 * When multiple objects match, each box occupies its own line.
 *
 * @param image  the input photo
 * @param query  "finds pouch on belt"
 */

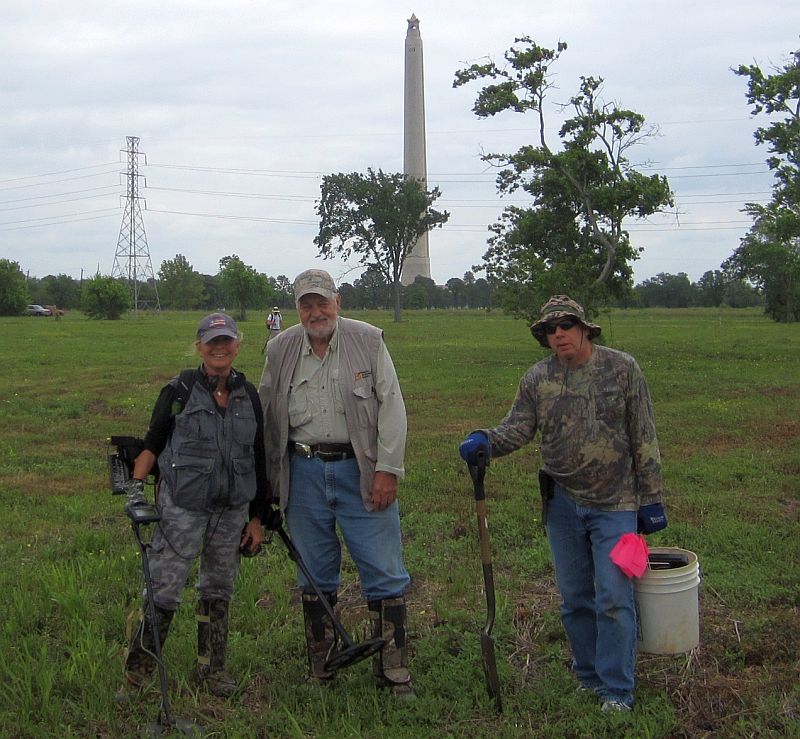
xmin=538 ymin=469 xmax=555 ymax=527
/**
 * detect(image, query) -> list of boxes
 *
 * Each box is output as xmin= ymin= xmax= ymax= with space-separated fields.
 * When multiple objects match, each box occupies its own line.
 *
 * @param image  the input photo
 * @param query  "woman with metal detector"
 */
xmin=119 ymin=313 xmax=272 ymax=701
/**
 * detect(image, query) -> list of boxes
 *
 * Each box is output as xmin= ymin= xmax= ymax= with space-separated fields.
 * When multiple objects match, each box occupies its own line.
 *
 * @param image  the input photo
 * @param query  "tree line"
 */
xmin=2 ymin=38 xmax=796 ymax=322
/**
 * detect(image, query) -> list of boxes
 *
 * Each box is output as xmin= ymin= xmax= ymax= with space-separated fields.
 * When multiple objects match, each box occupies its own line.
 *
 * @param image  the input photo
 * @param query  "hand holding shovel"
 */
xmin=467 ymin=450 xmax=503 ymax=713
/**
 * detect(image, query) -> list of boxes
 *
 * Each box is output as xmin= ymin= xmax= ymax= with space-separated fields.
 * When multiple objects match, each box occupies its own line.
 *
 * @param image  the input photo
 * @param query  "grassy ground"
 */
xmin=0 ymin=307 xmax=797 ymax=738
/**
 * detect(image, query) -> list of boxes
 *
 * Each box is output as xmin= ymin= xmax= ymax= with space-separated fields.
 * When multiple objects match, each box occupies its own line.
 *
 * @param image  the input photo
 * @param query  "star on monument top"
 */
xmin=407 ymin=14 xmax=420 ymax=30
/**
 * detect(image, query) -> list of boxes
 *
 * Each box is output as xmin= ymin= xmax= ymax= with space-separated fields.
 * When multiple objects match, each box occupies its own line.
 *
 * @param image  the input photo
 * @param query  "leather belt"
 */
xmin=290 ymin=441 xmax=356 ymax=462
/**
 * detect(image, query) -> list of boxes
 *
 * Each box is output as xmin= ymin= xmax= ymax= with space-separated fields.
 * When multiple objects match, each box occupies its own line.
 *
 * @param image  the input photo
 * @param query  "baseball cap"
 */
xmin=197 ymin=313 xmax=239 ymax=343
xmin=293 ymin=269 xmax=338 ymax=302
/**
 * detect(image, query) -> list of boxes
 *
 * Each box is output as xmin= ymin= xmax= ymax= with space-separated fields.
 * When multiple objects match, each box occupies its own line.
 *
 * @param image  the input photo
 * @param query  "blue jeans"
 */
xmin=545 ymin=485 xmax=638 ymax=706
xmin=286 ymin=454 xmax=411 ymax=601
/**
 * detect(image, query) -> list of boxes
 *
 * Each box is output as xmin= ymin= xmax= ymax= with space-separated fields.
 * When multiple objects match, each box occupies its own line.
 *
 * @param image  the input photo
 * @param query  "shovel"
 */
xmin=467 ymin=450 xmax=503 ymax=712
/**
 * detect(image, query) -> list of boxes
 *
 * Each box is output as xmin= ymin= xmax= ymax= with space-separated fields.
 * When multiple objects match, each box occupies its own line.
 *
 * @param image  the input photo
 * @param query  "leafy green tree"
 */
xmin=314 ymin=169 xmax=449 ymax=321
xmin=158 ymin=254 xmax=205 ymax=309
xmin=273 ymin=275 xmax=294 ymax=308
xmin=726 ymin=50 xmax=800 ymax=322
xmin=218 ymin=255 xmax=263 ymax=321
xmin=32 ymin=274 xmax=81 ymax=309
xmin=81 ymin=274 xmax=131 ymax=320
xmin=354 ymin=266 xmax=391 ymax=309
xmin=695 ymin=270 xmax=727 ymax=307
xmin=454 ymin=38 xmax=674 ymax=322
xmin=635 ymin=272 xmax=695 ymax=308
xmin=0 ymin=259 xmax=29 ymax=315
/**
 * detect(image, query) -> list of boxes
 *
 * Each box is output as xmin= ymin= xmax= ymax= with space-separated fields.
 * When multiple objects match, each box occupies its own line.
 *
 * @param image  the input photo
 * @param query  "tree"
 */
xmin=354 ymin=266 xmax=391 ymax=309
xmin=158 ymin=254 xmax=206 ymax=310
xmin=314 ymin=168 xmax=449 ymax=321
xmin=454 ymin=38 xmax=674 ymax=323
xmin=32 ymin=274 xmax=81 ymax=309
xmin=0 ymin=259 xmax=29 ymax=315
xmin=725 ymin=50 xmax=800 ymax=322
xmin=635 ymin=272 xmax=695 ymax=308
xmin=218 ymin=255 xmax=263 ymax=321
xmin=81 ymin=274 xmax=131 ymax=320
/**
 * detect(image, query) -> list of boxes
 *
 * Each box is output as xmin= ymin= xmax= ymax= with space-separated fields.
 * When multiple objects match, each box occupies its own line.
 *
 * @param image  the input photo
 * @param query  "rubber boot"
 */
xmin=122 ymin=603 xmax=174 ymax=689
xmin=302 ymin=592 xmax=338 ymax=681
xmin=369 ymin=597 xmax=414 ymax=698
xmin=197 ymin=598 xmax=237 ymax=698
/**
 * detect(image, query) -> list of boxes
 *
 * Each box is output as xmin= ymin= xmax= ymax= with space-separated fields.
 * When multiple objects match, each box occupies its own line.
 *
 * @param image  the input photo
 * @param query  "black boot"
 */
xmin=123 ymin=603 xmax=174 ymax=688
xmin=301 ymin=592 xmax=338 ymax=681
xmin=369 ymin=597 xmax=414 ymax=698
xmin=197 ymin=598 xmax=237 ymax=697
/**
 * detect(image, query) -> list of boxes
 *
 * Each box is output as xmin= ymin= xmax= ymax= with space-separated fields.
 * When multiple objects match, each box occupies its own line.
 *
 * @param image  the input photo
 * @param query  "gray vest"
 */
xmin=158 ymin=380 xmax=258 ymax=511
xmin=262 ymin=317 xmax=383 ymax=510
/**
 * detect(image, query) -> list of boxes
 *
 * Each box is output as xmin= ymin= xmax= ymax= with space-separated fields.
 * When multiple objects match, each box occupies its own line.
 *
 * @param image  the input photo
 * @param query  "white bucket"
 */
xmin=634 ymin=547 xmax=700 ymax=654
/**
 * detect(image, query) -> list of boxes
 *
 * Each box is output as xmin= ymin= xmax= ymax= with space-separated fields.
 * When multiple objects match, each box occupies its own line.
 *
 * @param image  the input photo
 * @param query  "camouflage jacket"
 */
xmin=484 ymin=344 xmax=663 ymax=510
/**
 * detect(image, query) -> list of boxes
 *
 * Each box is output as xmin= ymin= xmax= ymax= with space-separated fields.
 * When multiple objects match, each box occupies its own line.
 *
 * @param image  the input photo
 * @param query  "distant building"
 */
xmin=401 ymin=14 xmax=431 ymax=286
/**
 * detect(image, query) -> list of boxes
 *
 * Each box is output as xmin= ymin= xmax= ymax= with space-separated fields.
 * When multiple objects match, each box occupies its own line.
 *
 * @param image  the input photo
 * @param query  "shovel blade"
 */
xmin=480 ymin=632 xmax=502 ymax=712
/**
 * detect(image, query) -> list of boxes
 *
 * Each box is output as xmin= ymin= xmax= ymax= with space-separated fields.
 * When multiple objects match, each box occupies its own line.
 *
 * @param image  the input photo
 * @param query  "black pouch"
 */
xmin=538 ymin=469 xmax=555 ymax=528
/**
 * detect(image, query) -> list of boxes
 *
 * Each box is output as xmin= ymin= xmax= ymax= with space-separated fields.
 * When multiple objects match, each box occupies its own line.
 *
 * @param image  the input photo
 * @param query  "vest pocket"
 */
xmin=352 ymin=379 xmax=377 ymax=428
xmin=170 ymin=453 xmax=214 ymax=509
xmin=232 ymin=455 xmax=257 ymax=503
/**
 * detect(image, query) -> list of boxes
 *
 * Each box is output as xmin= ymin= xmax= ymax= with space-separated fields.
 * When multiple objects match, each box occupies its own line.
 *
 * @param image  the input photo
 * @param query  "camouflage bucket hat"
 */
xmin=530 ymin=295 xmax=602 ymax=347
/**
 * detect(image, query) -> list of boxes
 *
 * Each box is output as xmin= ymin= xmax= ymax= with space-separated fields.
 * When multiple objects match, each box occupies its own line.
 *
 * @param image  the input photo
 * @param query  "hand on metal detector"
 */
xmin=123 ymin=479 xmax=149 ymax=514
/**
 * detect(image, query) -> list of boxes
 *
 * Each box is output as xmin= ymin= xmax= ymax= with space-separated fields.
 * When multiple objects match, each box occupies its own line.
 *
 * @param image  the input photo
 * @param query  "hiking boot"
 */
xmin=197 ymin=598 xmax=238 ymax=698
xmin=369 ymin=597 xmax=415 ymax=699
xmin=123 ymin=603 xmax=174 ymax=688
xmin=301 ymin=592 xmax=338 ymax=682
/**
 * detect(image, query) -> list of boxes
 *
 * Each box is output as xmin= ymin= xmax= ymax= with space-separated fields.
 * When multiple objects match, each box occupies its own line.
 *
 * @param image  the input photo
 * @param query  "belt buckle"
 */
xmin=294 ymin=442 xmax=313 ymax=458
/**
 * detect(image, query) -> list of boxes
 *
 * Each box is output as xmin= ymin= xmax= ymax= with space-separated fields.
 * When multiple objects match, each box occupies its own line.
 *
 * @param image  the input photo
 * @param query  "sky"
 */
xmin=2 ymin=0 xmax=798 ymax=289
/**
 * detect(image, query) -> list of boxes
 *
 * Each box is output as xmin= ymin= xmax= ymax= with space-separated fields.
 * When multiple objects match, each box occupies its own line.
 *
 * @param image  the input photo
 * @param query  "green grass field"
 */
xmin=0 ymin=307 xmax=798 ymax=738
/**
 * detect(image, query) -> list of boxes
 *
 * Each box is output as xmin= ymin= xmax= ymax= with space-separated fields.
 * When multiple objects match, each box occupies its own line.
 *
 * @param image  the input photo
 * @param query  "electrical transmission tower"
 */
xmin=112 ymin=135 xmax=160 ymax=312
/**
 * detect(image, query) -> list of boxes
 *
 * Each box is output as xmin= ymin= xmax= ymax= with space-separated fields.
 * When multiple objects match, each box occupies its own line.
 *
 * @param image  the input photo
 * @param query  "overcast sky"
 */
xmin=2 ymin=0 xmax=798 ymax=289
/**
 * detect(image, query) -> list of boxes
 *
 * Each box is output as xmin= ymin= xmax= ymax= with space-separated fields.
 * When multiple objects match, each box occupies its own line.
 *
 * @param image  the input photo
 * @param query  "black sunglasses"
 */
xmin=544 ymin=318 xmax=580 ymax=335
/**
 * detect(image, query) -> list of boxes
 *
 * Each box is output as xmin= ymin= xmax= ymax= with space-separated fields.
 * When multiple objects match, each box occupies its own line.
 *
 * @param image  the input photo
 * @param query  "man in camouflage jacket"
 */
xmin=460 ymin=295 xmax=667 ymax=712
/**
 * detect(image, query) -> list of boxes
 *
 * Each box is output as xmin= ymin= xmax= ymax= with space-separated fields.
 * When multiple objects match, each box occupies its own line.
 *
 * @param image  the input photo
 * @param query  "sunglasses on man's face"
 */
xmin=544 ymin=318 xmax=580 ymax=335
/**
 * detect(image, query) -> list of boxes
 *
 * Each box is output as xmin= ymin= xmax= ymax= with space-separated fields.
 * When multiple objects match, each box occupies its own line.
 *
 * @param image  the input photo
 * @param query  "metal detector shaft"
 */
xmin=132 ymin=519 xmax=176 ymax=728
xmin=274 ymin=525 xmax=385 ymax=671
xmin=131 ymin=514 xmax=202 ymax=736
xmin=468 ymin=451 xmax=503 ymax=713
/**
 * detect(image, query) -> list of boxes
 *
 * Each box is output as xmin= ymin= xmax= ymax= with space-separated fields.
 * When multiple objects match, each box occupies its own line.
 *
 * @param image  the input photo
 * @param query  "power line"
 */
xmin=0 ymin=162 xmax=118 ymax=185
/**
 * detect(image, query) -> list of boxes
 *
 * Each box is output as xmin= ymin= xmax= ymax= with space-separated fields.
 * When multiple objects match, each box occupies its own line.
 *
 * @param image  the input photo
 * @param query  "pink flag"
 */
xmin=610 ymin=532 xmax=650 ymax=578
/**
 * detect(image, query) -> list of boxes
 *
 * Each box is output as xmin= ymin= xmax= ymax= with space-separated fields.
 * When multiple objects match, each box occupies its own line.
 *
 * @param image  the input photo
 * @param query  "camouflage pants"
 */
xmin=141 ymin=488 xmax=249 ymax=611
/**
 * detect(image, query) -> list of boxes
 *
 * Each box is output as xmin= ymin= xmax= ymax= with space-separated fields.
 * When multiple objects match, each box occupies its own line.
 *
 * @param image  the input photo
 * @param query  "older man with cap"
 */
xmin=459 ymin=295 xmax=667 ymax=713
xmin=258 ymin=269 xmax=413 ymax=695
xmin=119 ymin=312 xmax=270 ymax=699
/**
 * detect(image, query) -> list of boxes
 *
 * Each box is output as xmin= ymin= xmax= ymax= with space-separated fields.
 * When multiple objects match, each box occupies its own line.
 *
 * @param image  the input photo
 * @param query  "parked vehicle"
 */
xmin=24 ymin=304 xmax=52 ymax=316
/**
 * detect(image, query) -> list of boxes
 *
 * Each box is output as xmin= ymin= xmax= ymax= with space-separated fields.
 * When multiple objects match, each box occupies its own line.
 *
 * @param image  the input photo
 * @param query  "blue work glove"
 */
xmin=637 ymin=502 xmax=668 ymax=534
xmin=459 ymin=431 xmax=489 ymax=465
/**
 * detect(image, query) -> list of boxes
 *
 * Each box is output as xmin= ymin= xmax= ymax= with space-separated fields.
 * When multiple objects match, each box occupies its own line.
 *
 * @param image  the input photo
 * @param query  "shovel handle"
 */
xmin=468 ymin=450 xmax=487 ymax=501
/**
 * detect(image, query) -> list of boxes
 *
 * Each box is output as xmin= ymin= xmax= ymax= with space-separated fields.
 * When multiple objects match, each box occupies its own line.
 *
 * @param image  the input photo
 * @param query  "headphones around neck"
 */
xmin=201 ymin=366 xmax=242 ymax=392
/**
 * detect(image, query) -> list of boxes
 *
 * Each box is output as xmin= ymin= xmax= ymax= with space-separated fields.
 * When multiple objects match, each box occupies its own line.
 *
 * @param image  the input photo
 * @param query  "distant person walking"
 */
xmin=263 ymin=307 xmax=284 ymax=353
xmin=267 ymin=307 xmax=283 ymax=333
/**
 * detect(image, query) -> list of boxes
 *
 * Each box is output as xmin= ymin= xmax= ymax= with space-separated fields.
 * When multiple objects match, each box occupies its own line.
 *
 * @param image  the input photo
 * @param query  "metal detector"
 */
xmin=110 ymin=439 xmax=204 ymax=736
xmin=274 ymin=525 xmax=386 ymax=671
